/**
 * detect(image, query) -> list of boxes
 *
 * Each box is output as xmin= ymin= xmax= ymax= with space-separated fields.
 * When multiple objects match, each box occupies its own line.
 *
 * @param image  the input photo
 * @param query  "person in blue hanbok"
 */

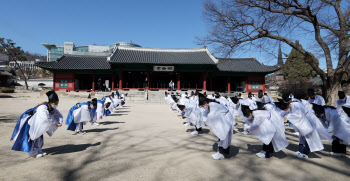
xmin=11 ymin=91 xmax=63 ymax=158
xmin=91 ymin=98 xmax=103 ymax=126
xmin=102 ymin=94 xmax=114 ymax=116
xmin=66 ymin=98 xmax=97 ymax=135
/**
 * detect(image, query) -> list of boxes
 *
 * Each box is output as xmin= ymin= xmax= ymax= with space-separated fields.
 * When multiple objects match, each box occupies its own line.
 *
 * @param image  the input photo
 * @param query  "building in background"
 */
xmin=42 ymin=41 xmax=141 ymax=62
xmin=37 ymin=46 xmax=280 ymax=92
xmin=0 ymin=53 xmax=10 ymax=66
xmin=8 ymin=59 xmax=43 ymax=71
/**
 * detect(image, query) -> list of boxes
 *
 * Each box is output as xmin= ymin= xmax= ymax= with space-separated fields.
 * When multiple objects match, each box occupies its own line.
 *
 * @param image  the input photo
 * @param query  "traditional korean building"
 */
xmin=36 ymin=46 xmax=280 ymax=92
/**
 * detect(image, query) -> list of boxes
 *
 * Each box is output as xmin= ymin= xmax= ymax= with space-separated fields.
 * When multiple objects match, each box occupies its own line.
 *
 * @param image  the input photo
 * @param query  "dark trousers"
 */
xmin=195 ymin=126 xmax=202 ymax=132
xmin=262 ymin=142 xmax=274 ymax=153
xmin=299 ymin=143 xmax=310 ymax=155
xmin=332 ymin=137 xmax=347 ymax=154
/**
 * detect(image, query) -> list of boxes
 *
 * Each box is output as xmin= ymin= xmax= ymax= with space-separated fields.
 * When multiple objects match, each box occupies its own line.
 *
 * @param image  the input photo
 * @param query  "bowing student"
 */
xmin=313 ymin=104 xmax=350 ymax=157
xmin=334 ymin=91 xmax=350 ymax=108
xmin=91 ymin=98 xmax=104 ymax=126
xmin=199 ymin=96 xmax=235 ymax=160
xmin=307 ymin=88 xmax=325 ymax=106
xmin=11 ymin=91 xmax=63 ymax=158
xmin=66 ymin=98 xmax=98 ymax=135
xmin=278 ymin=97 xmax=324 ymax=159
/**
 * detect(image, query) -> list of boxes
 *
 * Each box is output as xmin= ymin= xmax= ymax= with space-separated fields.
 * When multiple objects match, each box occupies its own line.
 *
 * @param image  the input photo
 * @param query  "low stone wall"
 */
xmin=17 ymin=79 xmax=53 ymax=88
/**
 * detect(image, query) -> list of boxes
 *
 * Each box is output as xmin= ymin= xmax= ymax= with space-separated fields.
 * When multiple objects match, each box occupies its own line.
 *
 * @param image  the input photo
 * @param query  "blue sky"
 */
xmin=0 ymin=0 xmax=328 ymax=68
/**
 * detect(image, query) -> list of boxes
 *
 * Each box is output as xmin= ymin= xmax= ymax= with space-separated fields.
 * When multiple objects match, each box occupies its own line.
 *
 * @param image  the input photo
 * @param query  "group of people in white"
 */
xmin=165 ymin=89 xmax=350 ymax=160
xmin=10 ymin=91 xmax=126 ymax=158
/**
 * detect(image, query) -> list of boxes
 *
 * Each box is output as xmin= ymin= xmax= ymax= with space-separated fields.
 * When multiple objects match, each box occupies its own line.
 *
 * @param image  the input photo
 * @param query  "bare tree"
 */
xmin=198 ymin=0 xmax=350 ymax=105
xmin=0 ymin=38 xmax=29 ymax=89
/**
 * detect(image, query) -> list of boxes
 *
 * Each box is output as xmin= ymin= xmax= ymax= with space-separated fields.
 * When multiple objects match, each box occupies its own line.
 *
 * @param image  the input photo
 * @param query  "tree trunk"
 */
xmin=11 ymin=57 xmax=29 ymax=90
xmin=324 ymin=78 xmax=341 ymax=106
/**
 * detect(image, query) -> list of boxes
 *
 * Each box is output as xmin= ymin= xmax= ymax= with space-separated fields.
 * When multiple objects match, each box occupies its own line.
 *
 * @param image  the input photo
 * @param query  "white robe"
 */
xmin=205 ymin=102 xmax=234 ymax=144
xmin=72 ymin=105 xmax=93 ymax=123
xmin=246 ymin=110 xmax=276 ymax=145
xmin=309 ymin=95 xmax=325 ymax=106
xmin=96 ymin=102 xmax=104 ymax=121
xmin=287 ymin=102 xmax=324 ymax=152
xmin=264 ymin=104 xmax=289 ymax=152
xmin=326 ymin=108 xmax=350 ymax=145
xmin=28 ymin=105 xmax=63 ymax=140
xmin=334 ymin=95 xmax=350 ymax=108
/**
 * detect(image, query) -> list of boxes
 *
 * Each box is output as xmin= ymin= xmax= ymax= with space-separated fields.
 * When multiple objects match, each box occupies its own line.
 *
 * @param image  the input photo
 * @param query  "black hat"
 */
xmin=311 ymin=103 xmax=324 ymax=114
xmin=185 ymin=92 xmax=188 ymax=95
xmin=241 ymin=105 xmax=252 ymax=117
xmin=46 ymin=91 xmax=59 ymax=102
xmin=198 ymin=96 xmax=207 ymax=106
xmin=342 ymin=106 xmax=350 ymax=117
xmin=307 ymin=88 xmax=315 ymax=96
xmin=258 ymin=90 xmax=263 ymax=98
xmin=282 ymin=94 xmax=291 ymax=103
xmin=338 ymin=91 xmax=346 ymax=99
xmin=177 ymin=104 xmax=185 ymax=111
xmin=91 ymin=98 xmax=97 ymax=107
xmin=248 ymin=92 xmax=252 ymax=98
xmin=203 ymin=92 xmax=207 ymax=96
xmin=231 ymin=97 xmax=239 ymax=104
xmin=165 ymin=92 xmax=168 ymax=96
xmin=256 ymin=101 xmax=266 ymax=110
xmin=264 ymin=93 xmax=267 ymax=95
xmin=238 ymin=93 xmax=241 ymax=97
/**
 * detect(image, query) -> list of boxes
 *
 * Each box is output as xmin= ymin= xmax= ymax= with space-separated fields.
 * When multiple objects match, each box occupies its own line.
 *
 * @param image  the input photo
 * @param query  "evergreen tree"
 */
xmin=283 ymin=41 xmax=319 ymax=79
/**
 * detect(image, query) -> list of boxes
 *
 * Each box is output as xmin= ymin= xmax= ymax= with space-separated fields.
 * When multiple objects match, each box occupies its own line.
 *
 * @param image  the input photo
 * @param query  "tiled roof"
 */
xmin=108 ymin=47 xmax=217 ymax=65
xmin=217 ymin=58 xmax=281 ymax=73
xmin=36 ymin=55 xmax=110 ymax=70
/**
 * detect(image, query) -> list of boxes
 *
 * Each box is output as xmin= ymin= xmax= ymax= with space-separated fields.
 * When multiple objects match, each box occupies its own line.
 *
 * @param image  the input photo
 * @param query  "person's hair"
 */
xmin=37 ymin=102 xmax=48 ymax=106
xmin=231 ymin=97 xmax=239 ymax=104
xmin=242 ymin=108 xmax=252 ymax=117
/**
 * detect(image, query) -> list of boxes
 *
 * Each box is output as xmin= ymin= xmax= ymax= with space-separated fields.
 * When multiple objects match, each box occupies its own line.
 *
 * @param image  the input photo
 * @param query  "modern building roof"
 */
xmin=108 ymin=46 xmax=218 ymax=65
xmin=36 ymin=55 xmax=110 ymax=70
xmin=217 ymin=58 xmax=281 ymax=73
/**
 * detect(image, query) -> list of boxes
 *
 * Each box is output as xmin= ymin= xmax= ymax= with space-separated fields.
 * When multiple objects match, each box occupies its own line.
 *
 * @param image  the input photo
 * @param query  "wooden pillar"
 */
xmin=177 ymin=72 xmax=181 ymax=90
xmin=53 ymin=73 xmax=56 ymax=91
xmin=119 ymin=71 xmax=123 ymax=89
xmin=245 ymin=77 xmax=249 ymax=92
xmin=227 ymin=76 xmax=231 ymax=92
xmin=147 ymin=72 xmax=150 ymax=88
xmin=202 ymin=72 xmax=207 ymax=90
xmin=112 ymin=73 xmax=115 ymax=90
xmin=92 ymin=74 xmax=95 ymax=91
xmin=71 ymin=74 xmax=75 ymax=92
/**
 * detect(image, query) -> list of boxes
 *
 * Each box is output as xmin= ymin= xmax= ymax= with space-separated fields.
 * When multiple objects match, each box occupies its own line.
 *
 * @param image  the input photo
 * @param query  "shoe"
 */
xmin=184 ymin=123 xmax=190 ymax=126
xmin=242 ymin=131 xmax=249 ymax=135
xmin=73 ymin=132 xmax=79 ymax=135
xmin=41 ymin=152 xmax=47 ymax=156
xmin=93 ymin=122 xmax=100 ymax=126
xmin=285 ymin=123 xmax=289 ymax=126
xmin=212 ymin=152 xmax=220 ymax=158
xmin=213 ymin=153 xmax=225 ymax=160
xmin=190 ymin=131 xmax=198 ymax=135
xmin=297 ymin=153 xmax=309 ymax=159
xmin=330 ymin=152 xmax=345 ymax=157
xmin=34 ymin=154 xmax=43 ymax=158
xmin=292 ymin=151 xmax=300 ymax=157
xmin=256 ymin=151 xmax=266 ymax=158
xmin=293 ymin=132 xmax=300 ymax=136
xmin=79 ymin=131 xmax=87 ymax=135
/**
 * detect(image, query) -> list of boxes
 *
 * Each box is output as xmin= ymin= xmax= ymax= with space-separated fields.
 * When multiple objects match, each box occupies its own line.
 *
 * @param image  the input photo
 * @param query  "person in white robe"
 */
xmin=178 ymin=103 xmax=205 ymax=135
xmin=307 ymin=88 xmax=325 ymax=106
xmin=334 ymin=91 xmax=350 ymax=109
xmin=278 ymin=98 xmax=324 ymax=159
xmin=313 ymin=104 xmax=350 ymax=156
xmin=92 ymin=99 xmax=104 ymax=126
xmin=66 ymin=99 xmax=97 ymax=135
xmin=199 ymin=96 xmax=235 ymax=160
xmin=11 ymin=91 xmax=63 ymax=158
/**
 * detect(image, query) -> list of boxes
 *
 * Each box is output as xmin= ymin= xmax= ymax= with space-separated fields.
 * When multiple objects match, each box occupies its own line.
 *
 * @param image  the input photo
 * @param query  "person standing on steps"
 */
xmin=169 ymin=80 xmax=174 ymax=94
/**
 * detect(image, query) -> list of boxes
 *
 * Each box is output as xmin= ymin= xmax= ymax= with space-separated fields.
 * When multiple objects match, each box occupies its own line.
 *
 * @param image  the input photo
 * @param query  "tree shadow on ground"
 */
xmin=107 ymin=114 xmax=127 ymax=117
xmin=0 ymin=95 xmax=14 ymax=98
xmin=99 ymin=121 xmax=125 ymax=125
xmin=0 ymin=115 xmax=15 ymax=123
xmin=43 ymin=142 xmax=101 ymax=155
xmin=85 ymin=127 xmax=119 ymax=133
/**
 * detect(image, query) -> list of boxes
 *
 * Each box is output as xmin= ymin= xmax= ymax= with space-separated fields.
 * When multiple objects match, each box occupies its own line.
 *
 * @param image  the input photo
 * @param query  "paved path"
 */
xmin=0 ymin=94 xmax=349 ymax=181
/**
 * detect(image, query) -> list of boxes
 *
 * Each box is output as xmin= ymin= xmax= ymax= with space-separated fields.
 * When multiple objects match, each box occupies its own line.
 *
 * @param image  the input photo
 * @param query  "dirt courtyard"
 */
xmin=0 ymin=93 xmax=349 ymax=181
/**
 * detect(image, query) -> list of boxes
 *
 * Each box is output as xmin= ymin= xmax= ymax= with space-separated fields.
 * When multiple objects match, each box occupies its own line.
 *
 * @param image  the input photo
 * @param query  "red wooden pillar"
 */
xmin=177 ymin=72 xmax=181 ymax=90
xmin=112 ymin=73 xmax=115 ymax=90
xmin=119 ymin=71 xmax=123 ymax=89
xmin=245 ymin=77 xmax=249 ymax=92
xmin=227 ymin=76 xmax=231 ymax=92
xmin=92 ymin=74 xmax=95 ymax=91
xmin=147 ymin=72 xmax=150 ymax=88
xmin=53 ymin=73 xmax=56 ymax=91
xmin=202 ymin=72 xmax=207 ymax=90
xmin=71 ymin=75 xmax=75 ymax=92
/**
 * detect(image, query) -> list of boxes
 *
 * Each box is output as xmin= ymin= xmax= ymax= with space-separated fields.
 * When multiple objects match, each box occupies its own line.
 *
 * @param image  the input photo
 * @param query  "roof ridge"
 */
xmin=116 ymin=46 xmax=207 ymax=52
